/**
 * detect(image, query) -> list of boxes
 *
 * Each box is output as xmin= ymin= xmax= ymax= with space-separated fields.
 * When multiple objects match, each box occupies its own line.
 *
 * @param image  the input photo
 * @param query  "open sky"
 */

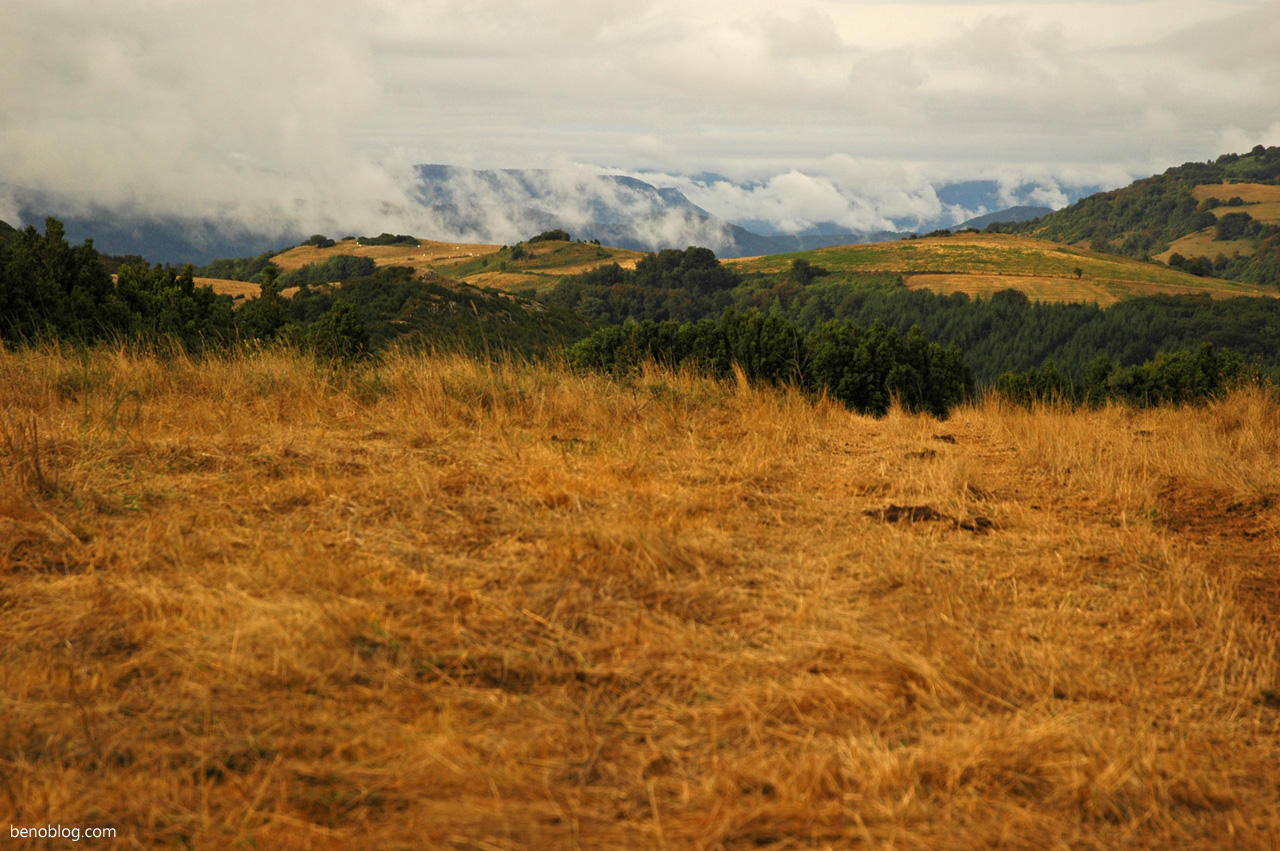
xmin=2 ymin=0 xmax=1278 ymax=235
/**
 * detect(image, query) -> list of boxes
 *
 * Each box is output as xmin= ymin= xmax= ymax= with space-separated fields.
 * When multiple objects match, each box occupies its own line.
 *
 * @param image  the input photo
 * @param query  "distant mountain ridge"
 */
xmin=410 ymin=164 xmax=913 ymax=257
xmin=952 ymin=206 xmax=1053 ymax=232
xmin=1 ymin=166 xmax=1097 ymax=265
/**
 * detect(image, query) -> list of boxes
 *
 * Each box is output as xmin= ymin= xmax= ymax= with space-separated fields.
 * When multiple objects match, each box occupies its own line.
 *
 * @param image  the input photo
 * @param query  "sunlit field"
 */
xmin=729 ymin=233 xmax=1276 ymax=306
xmin=2 ymin=344 xmax=1279 ymax=849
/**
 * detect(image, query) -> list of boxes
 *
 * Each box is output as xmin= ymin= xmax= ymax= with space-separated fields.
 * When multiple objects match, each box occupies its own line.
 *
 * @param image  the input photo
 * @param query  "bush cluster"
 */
xmin=994 ymin=343 xmax=1247 ymax=408
xmin=527 ymin=229 xmax=571 ymax=243
xmin=567 ymin=308 xmax=972 ymax=418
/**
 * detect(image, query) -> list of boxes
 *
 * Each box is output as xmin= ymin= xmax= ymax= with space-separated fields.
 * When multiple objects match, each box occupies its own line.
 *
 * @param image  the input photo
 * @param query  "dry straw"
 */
xmin=1 ymin=343 xmax=1278 ymax=849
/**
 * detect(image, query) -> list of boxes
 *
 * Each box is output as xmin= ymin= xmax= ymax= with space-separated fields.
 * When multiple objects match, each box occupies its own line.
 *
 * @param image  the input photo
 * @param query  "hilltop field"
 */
xmin=197 ymin=231 xmax=1276 ymax=309
xmin=1156 ymin=184 xmax=1280 ymax=265
xmin=203 ymin=237 xmax=646 ymax=300
xmin=3 ymin=345 xmax=1279 ymax=849
xmin=727 ymin=233 xmax=1276 ymax=307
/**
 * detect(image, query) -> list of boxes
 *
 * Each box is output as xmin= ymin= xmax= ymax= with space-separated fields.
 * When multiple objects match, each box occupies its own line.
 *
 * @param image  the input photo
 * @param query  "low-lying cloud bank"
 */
xmin=4 ymin=1 xmax=1278 ymax=258
xmin=3 ymin=157 xmax=1103 ymax=262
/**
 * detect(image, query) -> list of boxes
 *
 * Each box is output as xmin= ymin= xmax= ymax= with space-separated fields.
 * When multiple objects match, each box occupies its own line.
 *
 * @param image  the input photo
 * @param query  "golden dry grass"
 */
xmin=266 ymin=239 xmax=642 ymax=292
xmin=900 ymin=272 xmax=1272 ymax=306
xmin=270 ymin=239 xmax=501 ymax=278
xmin=1154 ymin=231 xmax=1256 ymax=264
xmin=2 ymin=345 xmax=1280 ymax=849
xmin=728 ymin=233 xmax=1275 ymax=305
xmin=198 ymin=277 xmax=260 ymax=300
xmin=1191 ymin=184 xmax=1280 ymax=226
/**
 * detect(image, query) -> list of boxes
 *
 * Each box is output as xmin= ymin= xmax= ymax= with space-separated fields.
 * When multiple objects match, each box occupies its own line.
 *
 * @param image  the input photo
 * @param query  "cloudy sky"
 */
xmin=2 ymin=0 xmax=1278 ymax=236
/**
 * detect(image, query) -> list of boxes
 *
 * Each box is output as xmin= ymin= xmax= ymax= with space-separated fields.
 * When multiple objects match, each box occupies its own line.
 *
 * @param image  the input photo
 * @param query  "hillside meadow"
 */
xmin=728 ymin=233 xmax=1276 ymax=307
xmin=205 ymin=238 xmax=647 ymax=300
xmin=2 ymin=345 xmax=1280 ymax=849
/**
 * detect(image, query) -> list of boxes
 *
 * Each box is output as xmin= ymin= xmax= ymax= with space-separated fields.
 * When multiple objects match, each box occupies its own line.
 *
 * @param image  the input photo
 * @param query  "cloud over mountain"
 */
xmin=2 ymin=1 xmax=1276 ymax=247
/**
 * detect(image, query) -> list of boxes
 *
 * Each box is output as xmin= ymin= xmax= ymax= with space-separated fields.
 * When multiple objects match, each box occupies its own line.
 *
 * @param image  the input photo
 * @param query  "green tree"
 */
xmin=308 ymin=299 xmax=370 ymax=362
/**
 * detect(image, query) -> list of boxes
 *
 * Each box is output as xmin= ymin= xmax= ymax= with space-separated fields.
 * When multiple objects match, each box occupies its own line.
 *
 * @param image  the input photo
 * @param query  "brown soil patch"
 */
xmin=1157 ymin=477 xmax=1280 ymax=621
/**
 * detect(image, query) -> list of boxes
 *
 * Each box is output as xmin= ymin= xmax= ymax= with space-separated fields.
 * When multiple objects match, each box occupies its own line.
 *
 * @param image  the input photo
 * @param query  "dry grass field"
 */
xmin=3 ymin=345 xmax=1280 ymax=849
xmin=728 ymin=233 xmax=1275 ymax=306
xmin=196 ymin=277 xmax=260 ymax=300
xmin=265 ymin=238 xmax=644 ymax=293
xmin=1153 ymin=231 xmax=1257 ymax=265
xmin=271 ymin=239 xmax=501 ymax=277
xmin=899 ymin=271 xmax=1267 ymax=307
xmin=1192 ymin=184 xmax=1280 ymax=225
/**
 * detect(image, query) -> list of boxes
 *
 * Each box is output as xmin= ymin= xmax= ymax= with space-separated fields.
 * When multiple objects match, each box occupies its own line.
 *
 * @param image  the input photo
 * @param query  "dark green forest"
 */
xmin=0 ymin=218 xmax=236 ymax=351
xmin=567 ymin=309 xmax=971 ymax=418
xmin=0 ymin=218 xmax=588 ymax=360
xmin=541 ymin=245 xmax=1280 ymax=385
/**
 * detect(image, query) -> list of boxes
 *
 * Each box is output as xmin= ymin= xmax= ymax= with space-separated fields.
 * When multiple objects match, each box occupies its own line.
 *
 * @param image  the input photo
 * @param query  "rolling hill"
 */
xmin=200 ymin=235 xmax=648 ymax=300
xmin=726 ymin=232 xmax=1276 ymax=307
xmin=1001 ymin=145 xmax=1280 ymax=286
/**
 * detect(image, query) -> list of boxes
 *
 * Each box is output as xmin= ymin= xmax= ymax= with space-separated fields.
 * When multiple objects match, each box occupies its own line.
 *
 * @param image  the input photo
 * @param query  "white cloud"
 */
xmin=1 ymin=0 xmax=1276 ymax=240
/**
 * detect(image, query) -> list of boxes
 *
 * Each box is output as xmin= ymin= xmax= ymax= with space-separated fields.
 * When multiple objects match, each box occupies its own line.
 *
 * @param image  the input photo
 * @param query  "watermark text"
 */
xmin=10 ymin=824 xmax=116 ymax=842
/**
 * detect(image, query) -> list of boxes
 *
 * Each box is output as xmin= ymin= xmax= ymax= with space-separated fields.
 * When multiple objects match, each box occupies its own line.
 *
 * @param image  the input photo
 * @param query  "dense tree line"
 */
xmin=549 ymin=245 xmax=1280 ymax=384
xmin=194 ymin=249 xmax=281 ymax=283
xmin=995 ymin=145 xmax=1280 ymax=286
xmin=287 ymin=266 xmax=592 ymax=356
xmin=542 ymin=246 xmax=743 ymax=323
xmin=277 ymin=255 xmax=378 ymax=287
xmin=356 ymin=233 xmax=419 ymax=247
xmin=567 ymin=308 xmax=971 ymax=418
xmin=0 ymin=218 xmax=586 ymax=361
xmin=755 ymin=282 xmax=1280 ymax=384
xmin=0 ymin=218 xmax=236 ymax=350
xmin=994 ymin=343 xmax=1248 ymax=408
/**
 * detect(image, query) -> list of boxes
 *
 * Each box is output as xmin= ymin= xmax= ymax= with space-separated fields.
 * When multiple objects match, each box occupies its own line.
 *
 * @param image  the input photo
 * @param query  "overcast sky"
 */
xmin=2 ymin=0 xmax=1278 ymax=235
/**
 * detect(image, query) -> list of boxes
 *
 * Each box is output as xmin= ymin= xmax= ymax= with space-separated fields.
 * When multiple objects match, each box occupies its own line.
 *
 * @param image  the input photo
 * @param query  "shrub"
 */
xmin=527 ymin=229 xmax=571 ymax=243
xmin=307 ymin=300 xmax=370 ymax=363
xmin=995 ymin=343 xmax=1247 ymax=408
xmin=568 ymin=309 xmax=972 ymax=418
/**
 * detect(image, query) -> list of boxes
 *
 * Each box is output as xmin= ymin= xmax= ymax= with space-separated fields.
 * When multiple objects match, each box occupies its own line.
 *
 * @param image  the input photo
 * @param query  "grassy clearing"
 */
xmin=1154 ymin=230 xmax=1257 ymax=264
xmin=267 ymin=239 xmax=644 ymax=293
xmin=1192 ymin=183 xmax=1280 ymax=227
xmin=196 ymin=277 xmax=259 ymax=300
xmin=729 ymin=233 xmax=1275 ymax=304
xmin=435 ymin=241 xmax=646 ymax=290
xmin=2 ymin=345 xmax=1280 ymax=849
xmin=270 ymin=238 xmax=501 ymax=278
xmin=1193 ymin=183 xmax=1280 ymax=225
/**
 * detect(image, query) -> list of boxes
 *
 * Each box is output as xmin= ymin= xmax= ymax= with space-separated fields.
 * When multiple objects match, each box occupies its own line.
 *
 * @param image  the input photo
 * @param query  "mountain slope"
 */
xmin=1002 ymin=146 xmax=1280 ymax=286
xmin=952 ymin=206 xmax=1052 ymax=231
